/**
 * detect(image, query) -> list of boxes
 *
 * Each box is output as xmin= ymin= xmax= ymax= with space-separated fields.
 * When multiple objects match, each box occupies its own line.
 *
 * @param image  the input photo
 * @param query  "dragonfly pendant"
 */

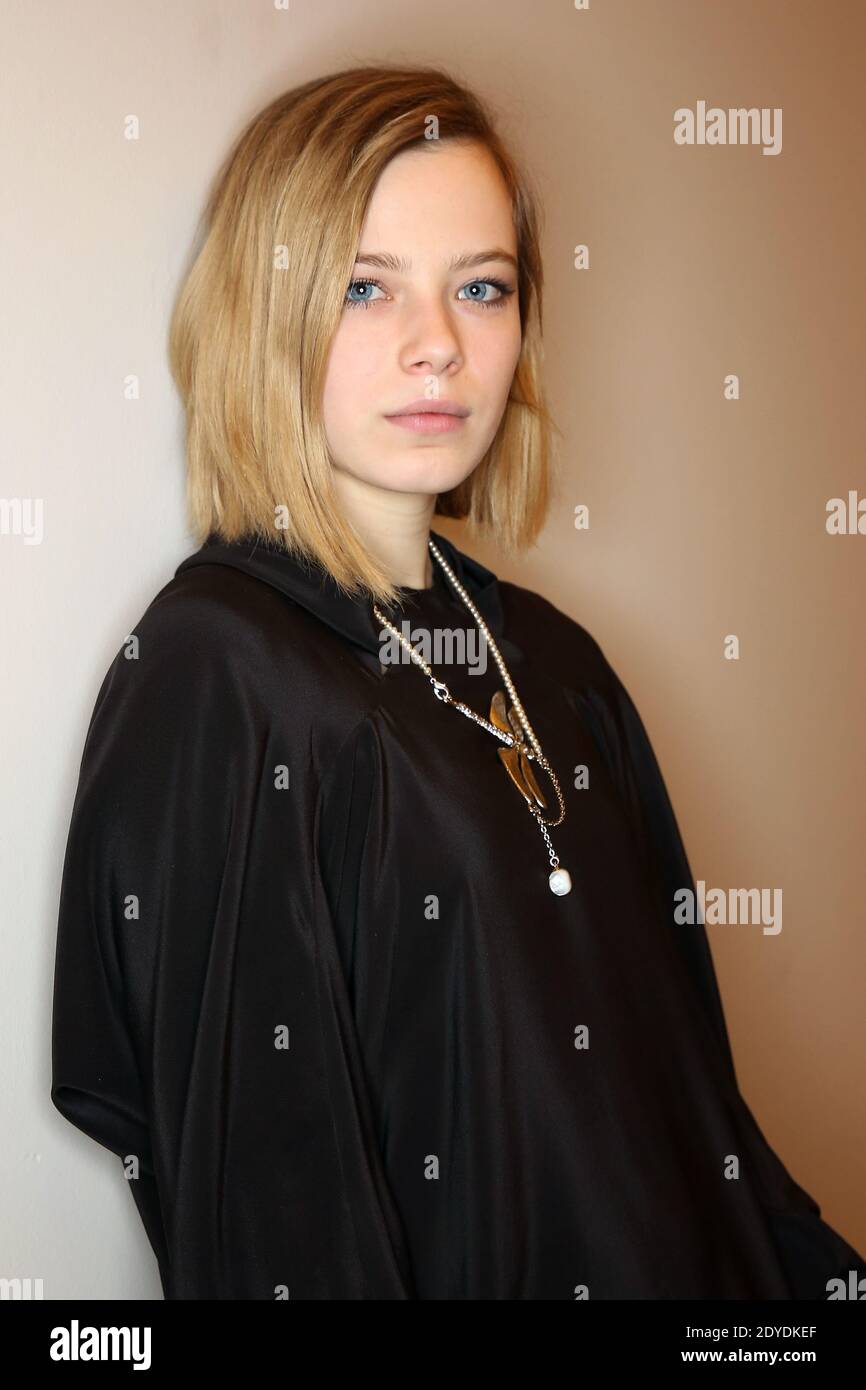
xmin=489 ymin=689 xmax=548 ymax=812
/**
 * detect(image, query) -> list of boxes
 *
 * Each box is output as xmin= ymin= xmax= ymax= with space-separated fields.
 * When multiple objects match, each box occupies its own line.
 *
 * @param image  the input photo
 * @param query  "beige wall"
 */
xmin=2 ymin=0 xmax=862 ymax=1295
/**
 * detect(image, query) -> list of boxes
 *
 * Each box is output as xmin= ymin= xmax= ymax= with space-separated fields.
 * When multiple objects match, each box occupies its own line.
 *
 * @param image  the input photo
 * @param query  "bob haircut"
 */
xmin=169 ymin=63 xmax=555 ymax=607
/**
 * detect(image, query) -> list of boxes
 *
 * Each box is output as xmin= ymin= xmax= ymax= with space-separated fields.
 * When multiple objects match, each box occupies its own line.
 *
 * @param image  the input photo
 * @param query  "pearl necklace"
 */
xmin=372 ymin=537 xmax=572 ymax=897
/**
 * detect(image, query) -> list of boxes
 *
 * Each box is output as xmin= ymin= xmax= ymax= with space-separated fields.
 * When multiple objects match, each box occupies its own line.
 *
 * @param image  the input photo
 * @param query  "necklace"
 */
xmin=372 ymin=538 xmax=572 ymax=897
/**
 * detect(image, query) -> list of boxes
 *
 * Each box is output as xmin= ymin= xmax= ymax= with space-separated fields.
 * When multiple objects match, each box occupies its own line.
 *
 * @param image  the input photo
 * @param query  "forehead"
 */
xmin=358 ymin=142 xmax=516 ymax=261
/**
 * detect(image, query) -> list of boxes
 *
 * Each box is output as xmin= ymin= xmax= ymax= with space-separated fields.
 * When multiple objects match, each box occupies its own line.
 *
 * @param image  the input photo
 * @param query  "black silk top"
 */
xmin=51 ymin=528 xmax=865 ymax=1299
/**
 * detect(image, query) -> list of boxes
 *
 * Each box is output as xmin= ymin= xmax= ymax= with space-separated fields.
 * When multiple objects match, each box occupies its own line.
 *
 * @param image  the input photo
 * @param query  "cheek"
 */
xmin=322 ymin=328 xmax=369 ymax=419
xmin=322 ymin=326 xmax=375 ymax=421
xmin=476 ymin=322 xmax=522 ymax=395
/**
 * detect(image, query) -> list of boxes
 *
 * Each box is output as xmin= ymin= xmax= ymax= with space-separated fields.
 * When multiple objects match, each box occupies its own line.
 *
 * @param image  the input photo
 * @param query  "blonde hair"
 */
xmin=168 ymin=63 xmax=555 ymax=606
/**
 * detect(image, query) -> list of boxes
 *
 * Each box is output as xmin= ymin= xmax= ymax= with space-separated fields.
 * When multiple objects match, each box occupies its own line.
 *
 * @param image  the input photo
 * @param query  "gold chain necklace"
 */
xmin=372 ymin=537 xmax=572 ymax=897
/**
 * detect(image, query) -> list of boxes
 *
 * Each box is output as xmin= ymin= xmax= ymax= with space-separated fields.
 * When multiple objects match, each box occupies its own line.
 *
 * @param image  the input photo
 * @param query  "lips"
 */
xmin=386 ymin=399 xmax=470 ymax=417
xmin=385 ymin=409 xmax=469 ymax=435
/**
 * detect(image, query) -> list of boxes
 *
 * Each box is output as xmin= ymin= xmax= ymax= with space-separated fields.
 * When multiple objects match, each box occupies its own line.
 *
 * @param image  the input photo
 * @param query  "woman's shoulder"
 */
xmin=139 ymin=555 xmax=299 ymax=649
xmin=495 ymin=575 xmax=620 ymax=697
xmin=83 ymin=560 xmax=319 ymax=755
xmin=124 ymin=555 xmax=341 ymax=693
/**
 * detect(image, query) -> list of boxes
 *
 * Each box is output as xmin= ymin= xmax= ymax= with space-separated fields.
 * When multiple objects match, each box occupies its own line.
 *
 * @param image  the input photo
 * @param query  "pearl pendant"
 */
xmin=549 ymin=868 xmax=572 ymax=896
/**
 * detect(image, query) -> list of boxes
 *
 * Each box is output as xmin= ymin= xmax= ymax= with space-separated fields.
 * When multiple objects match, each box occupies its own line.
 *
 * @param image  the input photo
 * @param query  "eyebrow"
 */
xmin=353 ymin=248 xmax=518 ymax=273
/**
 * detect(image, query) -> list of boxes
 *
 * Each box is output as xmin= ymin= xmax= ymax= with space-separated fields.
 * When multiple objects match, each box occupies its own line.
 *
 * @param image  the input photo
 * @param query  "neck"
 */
xmin=331 ymin=469 xmax=436 ymax=589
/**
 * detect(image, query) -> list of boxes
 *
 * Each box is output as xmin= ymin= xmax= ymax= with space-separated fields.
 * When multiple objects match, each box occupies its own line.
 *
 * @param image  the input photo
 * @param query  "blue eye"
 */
xmin=344 ymin=275 xmax=515 ymax=311
xmin=457 ymin=278 xmax=513 ymax=309
xmin=345 ymin=279 xmax=386 ymax=308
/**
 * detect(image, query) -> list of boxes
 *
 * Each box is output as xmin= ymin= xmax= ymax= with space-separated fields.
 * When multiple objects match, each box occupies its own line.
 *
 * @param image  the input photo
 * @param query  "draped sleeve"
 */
xmin=573 ymin=633 xmax=866 ymax=1299
xmin=50 ymin=573 xmax=414 ymax=1299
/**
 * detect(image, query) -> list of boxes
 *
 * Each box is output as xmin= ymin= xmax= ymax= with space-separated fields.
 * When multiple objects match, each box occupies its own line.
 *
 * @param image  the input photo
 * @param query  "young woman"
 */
xmin=51 ymin=64 xmax=865 ymax=1300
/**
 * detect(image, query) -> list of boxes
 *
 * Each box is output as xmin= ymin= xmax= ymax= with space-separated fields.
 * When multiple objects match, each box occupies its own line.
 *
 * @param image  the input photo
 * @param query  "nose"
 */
xmin=398 ymin=293 xmax=463 ymax=375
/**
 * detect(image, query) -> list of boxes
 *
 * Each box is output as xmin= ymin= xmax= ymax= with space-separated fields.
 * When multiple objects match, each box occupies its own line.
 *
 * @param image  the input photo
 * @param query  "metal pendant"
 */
xmin=489 ymin=690 xmax=572 ymax=897
xmin=489 ymin=689 xmax=547 ymax=812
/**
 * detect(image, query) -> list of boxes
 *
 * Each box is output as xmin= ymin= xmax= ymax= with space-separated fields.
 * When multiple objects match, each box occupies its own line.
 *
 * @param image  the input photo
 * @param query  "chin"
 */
xmin=345 ymin=453 xmax=477 ymax=495
xmin=384 ymin=463 xmax=476 ymax=495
